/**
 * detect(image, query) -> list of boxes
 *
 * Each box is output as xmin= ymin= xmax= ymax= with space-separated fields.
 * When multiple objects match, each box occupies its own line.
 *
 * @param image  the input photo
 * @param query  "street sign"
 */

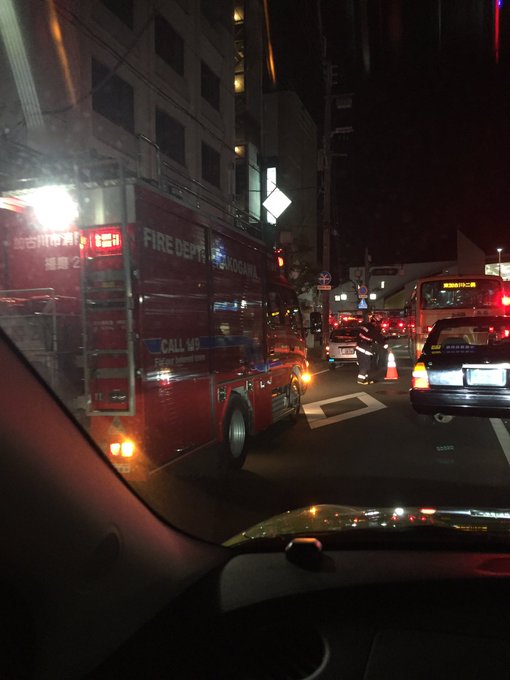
xmin=317 ymin=285 xmax=332 ymax=291
xmin=318 ymin=271 xmax=332 ymax=286
xmin=358 ymin=299 xmax=368 ymax=309
xmin=358 ymin=284 xmax=368 ymax=298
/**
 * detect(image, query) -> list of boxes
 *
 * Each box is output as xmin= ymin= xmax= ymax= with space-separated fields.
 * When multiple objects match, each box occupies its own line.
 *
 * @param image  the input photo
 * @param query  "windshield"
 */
xmin=426 ymin=318 xmax=510 ymax=352
xmin=1 ymin=0 xmax=510 ymax=547
xmin=421 ymin=280 xmax=502 ymax=310
xmin=330 ymin=328 xmax=359 ymax=341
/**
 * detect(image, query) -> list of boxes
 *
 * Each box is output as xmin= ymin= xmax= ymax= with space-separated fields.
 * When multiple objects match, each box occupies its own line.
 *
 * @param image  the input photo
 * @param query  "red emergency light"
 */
xmin=502 ymin=295 xmax=510 ymax=306
xmin=82 ymin=227 xmax=123 ymax=255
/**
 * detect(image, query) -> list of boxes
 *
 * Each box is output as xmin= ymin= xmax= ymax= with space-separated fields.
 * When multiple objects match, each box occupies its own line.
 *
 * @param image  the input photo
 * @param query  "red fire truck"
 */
xmin=0 ymin=173 xmax=310 ymax=477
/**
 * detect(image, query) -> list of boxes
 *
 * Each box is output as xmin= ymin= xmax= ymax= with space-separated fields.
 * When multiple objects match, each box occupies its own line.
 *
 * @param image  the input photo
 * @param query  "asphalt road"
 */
xmin=136 ymin=340 xmax=510 ymax=544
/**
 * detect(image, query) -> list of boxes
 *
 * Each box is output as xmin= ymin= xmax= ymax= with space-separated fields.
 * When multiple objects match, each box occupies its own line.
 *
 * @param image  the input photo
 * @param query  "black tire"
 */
xmin=288 ymin=376 xmax=301 ymax=422
xmin=223 ymin=395 xmax=249 ymax=469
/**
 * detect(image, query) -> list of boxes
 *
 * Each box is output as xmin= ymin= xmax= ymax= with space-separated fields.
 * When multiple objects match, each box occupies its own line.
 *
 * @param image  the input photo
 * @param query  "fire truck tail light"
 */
xmin=109 ymin=440 xmax=135 ymax=458
xmin=120 ymin=441 xmax=135 ymax=458
xmin=110 ymin=442 xmax=121 ymax=456
xmin=412 ymin=362 xmax=429 ymax=390
xmin=502 ymin=296 xmax=510 ymax=306
xmin=85 ymin=228 xmax=123 ymax=255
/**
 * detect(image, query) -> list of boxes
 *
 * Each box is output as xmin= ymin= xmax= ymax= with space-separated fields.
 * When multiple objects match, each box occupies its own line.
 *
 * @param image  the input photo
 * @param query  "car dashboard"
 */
xmin=89 ymin=547 xmax=510 ymax=679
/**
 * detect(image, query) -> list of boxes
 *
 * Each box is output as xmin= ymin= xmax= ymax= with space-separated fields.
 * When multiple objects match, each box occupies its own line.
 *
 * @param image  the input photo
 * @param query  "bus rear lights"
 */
xmin=412 ymin=362 xmax=430 ymax=390
xmin=109 ymin=440 xmax=135 ymax=458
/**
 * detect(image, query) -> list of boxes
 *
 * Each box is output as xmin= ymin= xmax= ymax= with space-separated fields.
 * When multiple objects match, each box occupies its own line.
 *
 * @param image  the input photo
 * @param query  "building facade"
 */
xmin=0 ymin=0 xmax=235 ymax=223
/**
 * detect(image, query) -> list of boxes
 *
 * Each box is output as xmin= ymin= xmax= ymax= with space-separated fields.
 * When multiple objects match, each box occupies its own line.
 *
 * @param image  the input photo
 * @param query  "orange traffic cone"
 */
xmin=384 ymin=351 xmax=399 ymax=380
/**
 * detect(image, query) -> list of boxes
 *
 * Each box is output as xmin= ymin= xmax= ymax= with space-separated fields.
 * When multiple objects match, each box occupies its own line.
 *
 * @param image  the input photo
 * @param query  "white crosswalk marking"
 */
xmin=490 ymin=419 xmax=510 ymax=466
xmin=302 ymin=391 xmax=387 ymax=429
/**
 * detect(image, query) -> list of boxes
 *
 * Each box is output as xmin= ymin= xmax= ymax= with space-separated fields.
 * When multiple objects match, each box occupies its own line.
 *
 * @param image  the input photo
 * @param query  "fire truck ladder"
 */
xmin=79 ymin=161 xmax=136 ymax=417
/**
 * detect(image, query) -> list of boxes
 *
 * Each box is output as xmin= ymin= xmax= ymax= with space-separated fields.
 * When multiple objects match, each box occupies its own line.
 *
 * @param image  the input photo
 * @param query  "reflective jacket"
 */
xmin=356 ymin=322 xmax=388 ymax=356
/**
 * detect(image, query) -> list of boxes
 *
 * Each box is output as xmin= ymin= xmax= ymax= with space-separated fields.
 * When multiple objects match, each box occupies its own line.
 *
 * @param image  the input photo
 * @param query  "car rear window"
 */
xmin=426 ymin=321 xmax=510 ymax=353
xmin=330 ymin=328 xmax=359 ymax=341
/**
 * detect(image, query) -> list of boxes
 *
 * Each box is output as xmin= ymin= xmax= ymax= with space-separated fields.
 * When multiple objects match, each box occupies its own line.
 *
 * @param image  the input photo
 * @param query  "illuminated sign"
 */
xmin=442 ymin=282 xmax=477 ymax=289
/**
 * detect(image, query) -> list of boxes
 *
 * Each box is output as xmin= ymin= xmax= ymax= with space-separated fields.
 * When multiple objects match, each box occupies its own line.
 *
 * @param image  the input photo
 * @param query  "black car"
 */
xmin=410 ymin=316 xmax=510 ymax=420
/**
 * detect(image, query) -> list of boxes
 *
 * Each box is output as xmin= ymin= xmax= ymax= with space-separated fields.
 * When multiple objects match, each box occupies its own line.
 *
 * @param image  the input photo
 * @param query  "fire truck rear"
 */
xmin=0 ymin=175 xmax=310 ymax=478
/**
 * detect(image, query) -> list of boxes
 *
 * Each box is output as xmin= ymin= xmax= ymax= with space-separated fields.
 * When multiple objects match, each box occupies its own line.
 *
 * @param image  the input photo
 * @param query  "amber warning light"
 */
xmin=82 ymin=227 xmax=123 ymax=255
xmin=110 ymin=440 xmax=135 ymax=458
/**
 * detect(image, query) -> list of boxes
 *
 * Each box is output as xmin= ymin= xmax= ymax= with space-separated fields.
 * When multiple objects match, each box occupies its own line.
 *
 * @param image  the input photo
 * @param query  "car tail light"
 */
xmin=412 ymin=362 xmax=429 ymax=389
xmin=398 ymin=322 xmax=404 ymax=328
xmin=502 ymin=296 xmax=510 ymax=306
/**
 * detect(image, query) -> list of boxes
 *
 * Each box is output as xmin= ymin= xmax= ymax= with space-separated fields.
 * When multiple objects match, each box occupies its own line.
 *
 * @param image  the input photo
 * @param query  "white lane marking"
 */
xmin=302 ymin=391 xmax=387 ymax=429
xmin=490 ymin=419 xmax=510 ymax=466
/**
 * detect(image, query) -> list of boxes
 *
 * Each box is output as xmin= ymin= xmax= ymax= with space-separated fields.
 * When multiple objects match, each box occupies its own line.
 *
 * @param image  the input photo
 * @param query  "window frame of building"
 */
xmin=154 ymin=13 xmax=184 ymax=76
xmin=201 ymin=61 xmax=220 ymax=111
xmin=155 ymin=108 xmax=185 ymax=166
xmin=91 ymin=58 xmax=134 ymax=133
xmin=100 ymin=0 xmax=134 ymax=29
xmin=201 ymin=142 xmax=221 ymax=188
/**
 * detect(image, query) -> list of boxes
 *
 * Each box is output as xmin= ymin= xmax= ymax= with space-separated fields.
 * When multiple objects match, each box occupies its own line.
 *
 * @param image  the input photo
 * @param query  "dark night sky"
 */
xmin=269 ymin=0 xmax=510 ymax=274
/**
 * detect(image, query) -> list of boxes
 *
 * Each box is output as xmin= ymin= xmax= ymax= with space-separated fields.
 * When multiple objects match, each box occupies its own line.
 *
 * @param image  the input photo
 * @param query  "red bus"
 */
xmin=406 ymin=274 xmax=510 ymax=359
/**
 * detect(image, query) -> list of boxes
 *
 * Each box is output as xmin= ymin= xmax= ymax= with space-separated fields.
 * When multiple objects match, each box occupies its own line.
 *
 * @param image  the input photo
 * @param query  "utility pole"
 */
xmin=318 ymin=0 xmax=332 ymax=355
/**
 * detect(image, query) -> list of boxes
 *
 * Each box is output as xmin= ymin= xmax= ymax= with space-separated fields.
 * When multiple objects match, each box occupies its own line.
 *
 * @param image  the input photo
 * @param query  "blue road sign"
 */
xmin=318 ymin=271 xmax=332 ymax=286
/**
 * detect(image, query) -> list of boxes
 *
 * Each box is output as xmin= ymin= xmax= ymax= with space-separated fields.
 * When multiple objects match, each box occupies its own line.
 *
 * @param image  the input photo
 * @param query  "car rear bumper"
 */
xmin=410 ymin=388 xmax=510 ymax=417
xmin=328 ymin=356 xmax=357 ymax=364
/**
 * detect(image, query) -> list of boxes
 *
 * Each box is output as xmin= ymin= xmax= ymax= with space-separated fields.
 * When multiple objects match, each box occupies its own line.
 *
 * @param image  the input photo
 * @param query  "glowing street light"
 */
xmin=27 ymin=185 xmax=79 ymax=230
xmin=497 ymin=247 xmax=503 ymax=277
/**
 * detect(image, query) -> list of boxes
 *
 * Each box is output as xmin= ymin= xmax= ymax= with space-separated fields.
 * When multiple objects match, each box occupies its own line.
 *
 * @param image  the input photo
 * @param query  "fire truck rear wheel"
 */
xmin=223 ymin=395 xmax=248 ymax=469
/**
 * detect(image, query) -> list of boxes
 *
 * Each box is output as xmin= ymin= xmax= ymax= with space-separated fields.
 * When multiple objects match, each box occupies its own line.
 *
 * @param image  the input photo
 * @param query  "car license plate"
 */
xmin=466 ymin=368 xmax=506 ymax=387
xmin=341 ymin=348 xmax=353 ymax=354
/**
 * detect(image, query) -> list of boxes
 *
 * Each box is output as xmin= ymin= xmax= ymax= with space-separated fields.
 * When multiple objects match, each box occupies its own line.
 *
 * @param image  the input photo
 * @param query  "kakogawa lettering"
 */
xmin=214 ymin=255 xmax=258 ymax=279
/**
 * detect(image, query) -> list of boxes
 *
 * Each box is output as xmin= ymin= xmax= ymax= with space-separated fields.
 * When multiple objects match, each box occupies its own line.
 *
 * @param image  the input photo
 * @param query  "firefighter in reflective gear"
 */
xmin=356 ymin=313 xmax=389 ymax=385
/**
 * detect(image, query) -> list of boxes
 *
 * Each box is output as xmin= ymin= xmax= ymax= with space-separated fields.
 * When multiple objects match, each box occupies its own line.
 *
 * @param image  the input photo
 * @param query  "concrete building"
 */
xmin=330 ymin=260 xmax=457 ymax=316
xmin=0 ymin=0 xmax=235 ymax=223
xmin=262 ymin=90 xmax=318 ymax=271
